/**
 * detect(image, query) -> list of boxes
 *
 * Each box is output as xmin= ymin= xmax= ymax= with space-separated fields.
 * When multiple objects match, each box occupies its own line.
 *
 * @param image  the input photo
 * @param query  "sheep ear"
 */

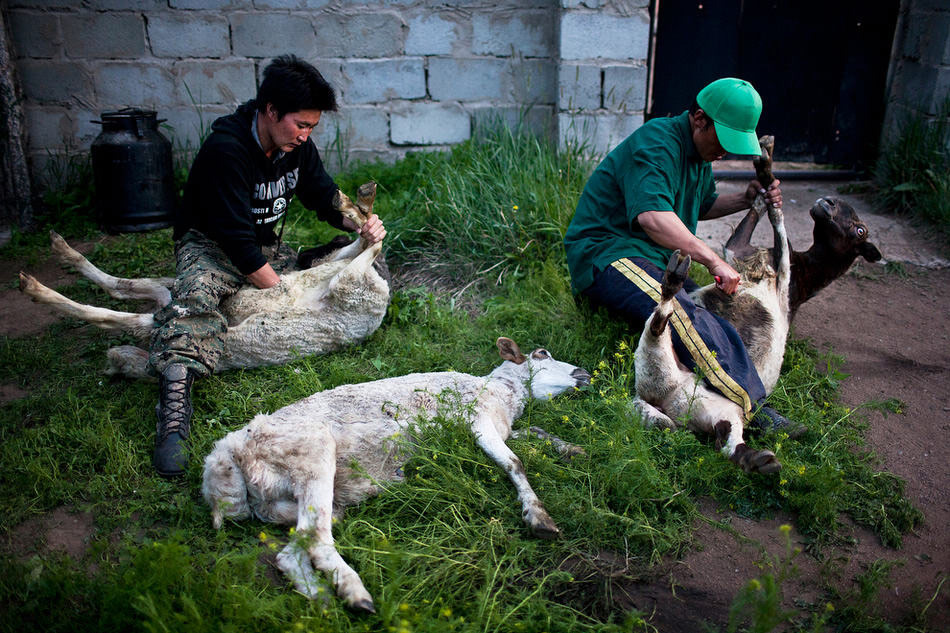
xmin=858 ymin=242 xmax=882 ymax=262
xmin=496 ymin=337 xmax=526 ymax=364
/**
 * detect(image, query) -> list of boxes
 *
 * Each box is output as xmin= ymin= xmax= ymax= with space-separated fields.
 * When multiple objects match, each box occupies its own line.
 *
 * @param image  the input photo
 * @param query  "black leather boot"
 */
xmin=750 ymin=405 xmax=807 ymax=439
xmin=153 ymin=364 xmax=195 ymax=477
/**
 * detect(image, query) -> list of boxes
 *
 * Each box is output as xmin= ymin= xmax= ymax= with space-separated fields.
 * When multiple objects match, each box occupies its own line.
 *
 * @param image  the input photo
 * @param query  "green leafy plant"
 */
xmin=873 ymin=97 xmax=950 ymax=243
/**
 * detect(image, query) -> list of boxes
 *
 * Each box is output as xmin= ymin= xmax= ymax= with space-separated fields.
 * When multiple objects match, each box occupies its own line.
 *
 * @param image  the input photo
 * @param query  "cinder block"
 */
xmin=96 ymin=63 xmax=177 ymax=109
xmin=18 ymin=60 xmax=93 ymax=104
xmin=918 ymin=15 xmax=950 ymax=65
xmin=560 ymin=0 xmax=648 ymax=6
xmin=176 ymin=61 xmax=257 ymax=105
xmin=76 ymin=108 xmax=104 ymax=147
xmin=232 ymin=13 xmax=317 ymax=58
xmin=472 ymin=11 xmax=554 ymax=58
xmin=306 ymin=60 xmax=345 ymax=98
xmin=315 ymin=13 xmax=405 ymax=59
xmin=9 ymin=0 xmax=80 ymax=8
xmin=510 ymin=58 xmax=556 ymax=104
xmin=88 ymin=0 xmax=167 ymax=8
xmin=61 ymin=14 xmax=146 ymax=58
xmin=320 ymin=148 xmax=405 ymax=176
xmin=171 ymin=0 xmax=252 ymax=8
xmin=156 ymin=105 xmax=231 ymax=150
xmin=391 ymin=103 xmax=470 ymax=145
xmin=603 ymin=65 xmax=647 ymax=112
xmin=26 ymin=107 xmax=74 ymax=150
xmin=253 ymin=0 xmax=330 ymax=8
xmin=149 ymin=14 xmax=230 ymax=58
xmin=560 ymin=12 xmax=649 ymax=61
xmin=558 ymin=63 xmax=600 ymax=111
xmin=429 ymin=58 xmax=508 ymax=102
xmin=558 ymin=111 xmax=641 ymax=154
xmin=312 ymin=107 xmax=389 ymax=151
xmin=406 ymin=13 xmax=459 ymax=56
xmin=9 ymin=11 xmax=59 ymax=58
xmin=560 ymin=0 xmax=602 ymax=8
xmin=928 ymin=68 xmax=950 ymax=114
xmin=341 ymin=59 xmax=425 ymax=104
xmin=472 ymin=104 xmax=556 ymax=142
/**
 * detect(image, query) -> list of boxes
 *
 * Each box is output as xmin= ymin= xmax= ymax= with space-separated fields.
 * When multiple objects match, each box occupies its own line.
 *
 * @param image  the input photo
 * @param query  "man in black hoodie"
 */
xmin=148 ymin=55 xmax=386 ymax=477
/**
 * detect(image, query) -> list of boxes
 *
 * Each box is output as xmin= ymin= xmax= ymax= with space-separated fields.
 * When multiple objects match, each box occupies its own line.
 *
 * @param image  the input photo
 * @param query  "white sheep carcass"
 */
xmin=18 ymin=183 xmax=390 ymax=378
xmin=201 ymin=337 xmax=591 ymax=612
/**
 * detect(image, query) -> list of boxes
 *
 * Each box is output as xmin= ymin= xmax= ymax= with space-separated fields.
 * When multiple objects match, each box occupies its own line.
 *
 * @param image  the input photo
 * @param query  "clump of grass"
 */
xmin=288 ymin=120 xmax=596 ymax=296
xmin=873 ymin=97 xmax=950 ymax=242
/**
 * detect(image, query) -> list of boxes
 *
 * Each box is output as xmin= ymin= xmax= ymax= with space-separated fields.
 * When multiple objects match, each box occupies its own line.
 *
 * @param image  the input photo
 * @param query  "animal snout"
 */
xmin=571 ymin=367 xmax=592 ymax=387
xmin=814 ymin=197 xmax=835 ymax=219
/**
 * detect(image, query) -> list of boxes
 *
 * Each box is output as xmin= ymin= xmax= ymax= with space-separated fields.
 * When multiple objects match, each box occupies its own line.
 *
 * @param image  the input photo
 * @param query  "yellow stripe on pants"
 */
xmin=610 ymin=258 xmax=753 ymax=417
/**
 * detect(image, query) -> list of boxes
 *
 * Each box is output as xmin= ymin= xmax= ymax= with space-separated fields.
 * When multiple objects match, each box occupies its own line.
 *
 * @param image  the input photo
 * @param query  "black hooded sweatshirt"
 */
xmin=176 ymin=101 xmax=344 ymax=275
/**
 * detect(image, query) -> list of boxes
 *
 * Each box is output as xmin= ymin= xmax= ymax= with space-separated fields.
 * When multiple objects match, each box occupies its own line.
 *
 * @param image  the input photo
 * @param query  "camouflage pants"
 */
xmin=148 ymin=230 xmax=298 ymax=377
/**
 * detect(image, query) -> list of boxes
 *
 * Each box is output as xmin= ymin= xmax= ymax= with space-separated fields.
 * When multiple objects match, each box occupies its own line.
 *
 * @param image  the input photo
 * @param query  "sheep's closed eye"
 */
xmin=531 ymin=349 xmax=551 ymax=360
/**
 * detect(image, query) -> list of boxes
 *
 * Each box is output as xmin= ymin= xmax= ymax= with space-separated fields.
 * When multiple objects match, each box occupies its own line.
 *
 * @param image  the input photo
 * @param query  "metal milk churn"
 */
xmin=91 ymin=108 xmax=175 ymax=233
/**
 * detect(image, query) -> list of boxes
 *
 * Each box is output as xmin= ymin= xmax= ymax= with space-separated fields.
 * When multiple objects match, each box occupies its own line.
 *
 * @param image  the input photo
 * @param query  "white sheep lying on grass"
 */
xmin=201 ymin=337 xmax=591 ymax=611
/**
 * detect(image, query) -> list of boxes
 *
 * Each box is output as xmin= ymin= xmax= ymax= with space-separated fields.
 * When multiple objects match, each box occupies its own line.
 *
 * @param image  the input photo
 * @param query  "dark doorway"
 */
xmin=648 ymin=0 xmax=900 ymax=168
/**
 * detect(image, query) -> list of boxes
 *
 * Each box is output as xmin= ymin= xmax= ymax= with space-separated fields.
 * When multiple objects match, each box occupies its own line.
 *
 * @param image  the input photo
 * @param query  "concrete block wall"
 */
xmin=8 ymin=0 xmax=568 ymax=184
xmin=556 ymin=0 xmax=651 ymax=153
xmin=7 ymin=0 xmax=654 ymax=186
xmin=881 ymin=0 xmax=950 ymax=144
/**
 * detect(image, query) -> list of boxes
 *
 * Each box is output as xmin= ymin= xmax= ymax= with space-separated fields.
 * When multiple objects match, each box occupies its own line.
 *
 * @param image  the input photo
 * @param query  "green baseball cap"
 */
xmin=696 ymin=78 xmax=762 ymax=156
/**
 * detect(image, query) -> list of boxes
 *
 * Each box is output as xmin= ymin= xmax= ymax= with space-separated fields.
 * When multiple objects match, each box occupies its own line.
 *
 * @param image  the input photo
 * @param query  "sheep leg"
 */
xmin=18 ymin=272 xmax=156 ymax=337
xmin=714 ymin=419 xmax=781 ymax=475
xmin=316 ymin=235 xmax=365 ymax=265
xmin=326 ymin=240 xmax=383 ymax=295
xmin=105 ymin=345 xmax=152 ymax=379
xmin=510 ymin=426 xmax=585 ymax=460
xmin=767 ymin=203 xmax=791 ymax=310
xmin=473 ymin=418 xmax=560 ymax=539
xmin=275 ymin=540 xmax=333 ymax=605
xmin=723 ymin=135 xmax=775 ymax=264
xmin=50 ymin=231 xmax=173 ymax=309
xmin=290 ymin=460 xmax=375 ymax=612
xmin=723 ymin=207 xmax=764 ymax=263
xmin=633 ymin=251 xmax=693 ymax=421
xmin=628 ymin=396 xmax=678 ymax=429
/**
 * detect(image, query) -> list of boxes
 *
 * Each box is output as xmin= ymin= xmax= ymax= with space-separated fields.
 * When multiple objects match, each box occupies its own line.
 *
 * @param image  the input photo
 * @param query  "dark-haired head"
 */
xmin=256 ymin=55 xmax=338 ymax=119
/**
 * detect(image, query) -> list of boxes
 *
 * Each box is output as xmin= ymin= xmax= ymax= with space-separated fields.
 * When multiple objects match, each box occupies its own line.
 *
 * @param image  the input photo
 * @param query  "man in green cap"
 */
xmin=564 ymin=77 xmax=803 ymax=436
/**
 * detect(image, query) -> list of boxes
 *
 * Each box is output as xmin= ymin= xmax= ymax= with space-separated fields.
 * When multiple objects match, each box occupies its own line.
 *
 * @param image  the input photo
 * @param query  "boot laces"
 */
xmin=158 ymin=369 xmax=192 ymax=440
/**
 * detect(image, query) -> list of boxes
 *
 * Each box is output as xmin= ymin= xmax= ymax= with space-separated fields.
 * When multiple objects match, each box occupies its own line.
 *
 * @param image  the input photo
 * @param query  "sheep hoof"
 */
xmin=531 ymin=521 xmax=561 ymax=540
xmin=350 ymin=597 xmax=376 ymax=614
xmin=561 ymin=445 xmax=586 ymax=460
xmin=527 ymin=508 xmax=561 ymax=540
xmin=742 ymin=449 xmax=782 ymax=474
xmin=660 ymin=250 xmax=692 ymax=300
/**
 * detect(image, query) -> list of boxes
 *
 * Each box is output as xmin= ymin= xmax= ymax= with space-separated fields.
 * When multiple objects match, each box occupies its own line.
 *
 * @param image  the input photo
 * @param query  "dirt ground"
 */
xmin=1 ymin=182 xmax=948 ymax=631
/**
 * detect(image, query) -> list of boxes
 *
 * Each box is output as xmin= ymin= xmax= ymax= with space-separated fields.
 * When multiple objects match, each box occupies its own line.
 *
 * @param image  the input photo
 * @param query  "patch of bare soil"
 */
xmin=619 ymin=262 xmax=950 ymax=631
xmin=0 ymin=237 xmax=106 ymax=405
xmin=0 ymin=241 xmax=91 ymax=340
xmin=4 ymin=506 xmax=97 ymax=562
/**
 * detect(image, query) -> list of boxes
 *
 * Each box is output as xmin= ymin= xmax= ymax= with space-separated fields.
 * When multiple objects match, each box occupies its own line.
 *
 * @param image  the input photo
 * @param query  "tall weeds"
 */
xmin=873 ymin=98 xmax=950 ymax=240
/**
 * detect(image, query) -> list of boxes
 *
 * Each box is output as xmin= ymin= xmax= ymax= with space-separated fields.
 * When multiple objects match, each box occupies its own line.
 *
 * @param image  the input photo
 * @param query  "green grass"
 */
xmin=0 ymin=124 xmax=929 ymax=632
